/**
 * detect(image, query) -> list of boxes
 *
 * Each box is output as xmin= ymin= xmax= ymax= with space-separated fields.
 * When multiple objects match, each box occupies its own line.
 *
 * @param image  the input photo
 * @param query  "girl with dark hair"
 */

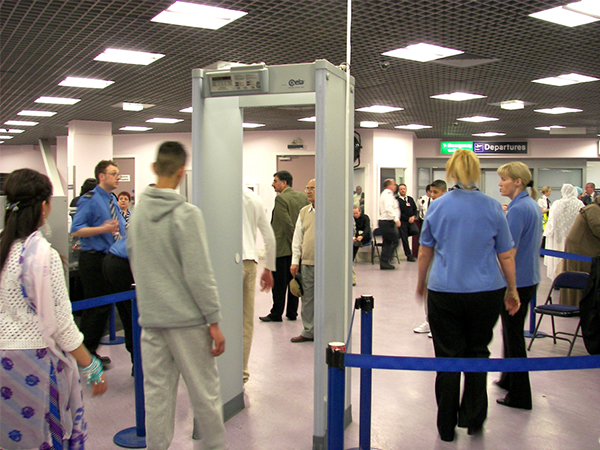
xmin=1 ymin=168 xmax=107 ymax=449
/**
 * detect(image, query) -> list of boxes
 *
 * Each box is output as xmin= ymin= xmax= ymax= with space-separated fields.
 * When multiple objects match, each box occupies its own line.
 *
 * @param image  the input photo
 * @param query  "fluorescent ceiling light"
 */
xmin=529 ymin=5 xmax=599 ymax=27
xmin=567 ymin=0 xmax=600 ymax=18
xmin=123 ymin=103 xmax=144 ymax=111
xmin=382 ymin=43 xmax=464 ymax=62
xmin=35 ymin=96 xmax=80 ymax=105
xmin=501 ymin=100 xmax=525 ymax=110
xmin=59 ymin=77 xmax=114 ymax=89
xmin=298 ymin=116 xmax=316 ymax=122
xmin=532 ymin=73 xmax=599 ymax=86
xmin=242 ymin=123 xmax=266 ymax=128
xmin=430 ymin=92 xmax=487 ymax=101
xmin=534 ymin=107 xmax=583 ymax=114
xmin=0 ymin=128 xmax=24 ymax=133
xmin=356 ymin=105 xmax=403 ymax=113
xmin=535 ymin=125 xmax=566 ymax=131
xmin=145 ymin=118 xmax=183 ymax=124
xmin=472 ymin=132 xmax=506 ymax=137
xmin=457 ymin=116 xmax=499 ymax=123
xmin=180 ymin=107 xmax=193 ymax=113
xmin=151 ymin=2 xmax=247 ymax=30
xmin=394 ymin=124 xmax=432 ymax=130
xmin=18 ymin=110 xmax=56 ymax=117
xmin=94 ymin=48 xmax=165 ymax=65
xmin=4 ymin=120 xmax=38 ymax=126
xmin=360 ymin=121 xmax=379 ymax=128
xmin=0 ymin=135 xmax=14 ymax=139
xmin=119 ymin=126 xmax=152 ymax=131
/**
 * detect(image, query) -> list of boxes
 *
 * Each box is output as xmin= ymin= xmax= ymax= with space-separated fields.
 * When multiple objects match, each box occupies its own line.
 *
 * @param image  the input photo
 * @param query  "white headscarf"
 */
xmin=543 ymin=184 xmax=583 ymax=279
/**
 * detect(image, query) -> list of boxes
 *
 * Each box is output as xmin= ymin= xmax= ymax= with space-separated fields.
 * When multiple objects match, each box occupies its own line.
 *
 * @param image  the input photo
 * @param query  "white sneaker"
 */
xmin=428 ymin=332 xmax=432 ymax=338
xmin=413 ymin=321 xmax=430 ymax=334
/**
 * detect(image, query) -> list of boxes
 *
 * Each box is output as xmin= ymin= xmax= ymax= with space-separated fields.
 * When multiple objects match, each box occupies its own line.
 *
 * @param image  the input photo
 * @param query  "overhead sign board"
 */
xmin=440 ymin=141 xmax=473 ymax=155
xmin=474 ymin=142 xmax=528 ymax=154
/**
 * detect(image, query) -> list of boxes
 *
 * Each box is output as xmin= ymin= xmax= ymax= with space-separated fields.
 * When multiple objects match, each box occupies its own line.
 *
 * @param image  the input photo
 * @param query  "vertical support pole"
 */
xmin=524 ymin=292 xmax=537 ymax=338
xmin=100 ymin=303 xmax=126 ymax=345
xmin=327 ymin=345 xmax=346 ymax=450
xmin=358 ymin=296 xmax=374 ymax=450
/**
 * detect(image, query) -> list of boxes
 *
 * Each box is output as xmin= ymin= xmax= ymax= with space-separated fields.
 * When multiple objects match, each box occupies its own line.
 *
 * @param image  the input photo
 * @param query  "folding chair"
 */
xmin=528 ymin=271 xmax=589 ymax=356
xmin=371 ymin=228 xmax=400 ymax=265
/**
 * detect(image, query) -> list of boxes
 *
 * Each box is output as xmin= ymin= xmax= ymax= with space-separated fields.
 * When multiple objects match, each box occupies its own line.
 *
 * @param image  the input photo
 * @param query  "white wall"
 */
xmin=0 ymin=145 xmax=46 ymax=173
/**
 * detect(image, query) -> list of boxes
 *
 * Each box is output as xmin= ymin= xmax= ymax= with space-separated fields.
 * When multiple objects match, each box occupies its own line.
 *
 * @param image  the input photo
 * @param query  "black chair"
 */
xmin=371 ymin=228 xmax=400 ymax=265
xmin=528 ymin=271 xmax=589 ymax=356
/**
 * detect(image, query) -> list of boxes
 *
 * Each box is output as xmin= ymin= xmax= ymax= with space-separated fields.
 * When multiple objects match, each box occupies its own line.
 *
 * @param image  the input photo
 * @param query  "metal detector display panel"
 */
xmin=205 ymin=68 xmax=269 ymax=97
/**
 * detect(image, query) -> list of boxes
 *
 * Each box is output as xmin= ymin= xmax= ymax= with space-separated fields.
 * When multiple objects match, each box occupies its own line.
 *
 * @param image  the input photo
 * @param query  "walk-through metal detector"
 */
xmin=191 ymin=60 xmax=354 ymax=448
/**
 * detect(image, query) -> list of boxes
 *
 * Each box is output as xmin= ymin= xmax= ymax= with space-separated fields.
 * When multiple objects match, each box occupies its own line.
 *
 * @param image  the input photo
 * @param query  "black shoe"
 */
xmin=493 ymin=379 xmax=509 ymax=390
xmin=380 ymin=262 xmax=395 ymax=270
xmin=467 ymin=425 xmax=484 ymax=436
xmin=286 ymin=316 xmax=297 ymax=321
xmin=496 ymin=397 xmax=532 ymax=410
xmin=259 ymin=315 xmax=282 ymax=322
xmin=407 ymin=255 xmax=416 ymax=262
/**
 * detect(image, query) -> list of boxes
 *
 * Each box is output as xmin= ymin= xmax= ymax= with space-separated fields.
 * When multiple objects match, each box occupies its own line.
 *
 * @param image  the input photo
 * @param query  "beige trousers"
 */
xmin=242 ymin=260 xmax=258 ymax=383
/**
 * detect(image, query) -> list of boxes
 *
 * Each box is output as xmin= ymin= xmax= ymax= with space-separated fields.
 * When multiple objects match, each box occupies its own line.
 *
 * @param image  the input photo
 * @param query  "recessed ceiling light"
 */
xmin=567 ymin=0 xmax=600 ymax=17
xmin=0 ymin=128 xmax=24 ymax=133
xmin=360 ymin=121 xmax=379 ymax=128
xmin=356 ymin=105 xmax=404 ymax=113
xmin=94 ymin=48 xmax=165 ymax=65
xmin=430 ymin=92 xmax=487 ymax=101
xmin=180 ymin=107 xmax=193 ymax=113
xmin=501 ymin=100 xmax=525 ymax=110
xmin=532 ymin=73 xmax=599 ymax=86
xmin=534 ymin=107 xmax=583 ymax=114
xmin=35 ymin=96 xmax=80 ymax=105
xmin=123 ymin=103 xmax=144 ymax=111
xmin=17 ymin=110 xmax=56 ymax=117
xmin=145 ymin=118 xmax=183 ymax=124
xmin=382 ymin=43 xmax=464 ymax=62
xmin=535 ymin=125 xmax=566 ymax=131
xmin=529 ymin=5 xmax=599 ymax=27
xmin=119 ymin=126 xmax=152 ymax=131
xmin=242 ymin=123 xmax=266 ymax=128
xmin=0 ymin=135 xmax=14 ymax=140
xmin=59 ymin=77 xmax=114 ymax=89
xmin=457 ymin=116 xmax=499 ymax=123
xmin=394 ymin=124 xmax=432 ymax=130
xmin=472 ymin=132 xmax=506 ymax=137
xmin=151 ymin=1 xmax=247 ymax=30
xmin=298 ymin=116 xmax=316 ymax=122
xmin=4 ymin=120 xmax=38 ymax=126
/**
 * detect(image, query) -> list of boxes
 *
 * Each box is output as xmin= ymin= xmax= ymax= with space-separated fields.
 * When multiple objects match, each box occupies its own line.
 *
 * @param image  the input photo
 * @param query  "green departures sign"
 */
xmin=440 ymin=141 xmax=473 ymax=155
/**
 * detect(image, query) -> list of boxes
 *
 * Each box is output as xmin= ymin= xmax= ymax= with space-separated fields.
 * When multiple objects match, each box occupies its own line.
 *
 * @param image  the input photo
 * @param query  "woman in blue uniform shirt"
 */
xmin=496 ymin=162 xmax=543 ymax=410
xmin=416 ymin=149 xmax=520 ymax=442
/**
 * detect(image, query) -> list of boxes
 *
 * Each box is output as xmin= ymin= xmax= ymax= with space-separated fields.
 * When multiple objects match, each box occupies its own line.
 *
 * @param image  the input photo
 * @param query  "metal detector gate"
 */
xmin=191 ymin=60 xmax=354 ymax=448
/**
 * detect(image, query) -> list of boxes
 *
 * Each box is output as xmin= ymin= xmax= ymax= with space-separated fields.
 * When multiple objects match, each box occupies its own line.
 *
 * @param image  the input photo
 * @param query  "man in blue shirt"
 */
xmin=71 ymin=160 xmax=126 ymax=363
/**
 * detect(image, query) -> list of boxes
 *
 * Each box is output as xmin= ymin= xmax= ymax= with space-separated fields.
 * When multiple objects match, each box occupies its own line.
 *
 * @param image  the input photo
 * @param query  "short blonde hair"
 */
xmin=497 ymin=161 xmax=538 ymax=200
xmin=540 ymin=186 xmax=551 ymax=195
xmin=446 ymin=149 xmax=480 ymax=188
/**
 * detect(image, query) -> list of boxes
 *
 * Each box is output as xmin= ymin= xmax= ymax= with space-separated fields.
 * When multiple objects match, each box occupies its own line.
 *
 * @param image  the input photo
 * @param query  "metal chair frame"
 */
xmin=371 ymin=228 xmax=401 ymax=265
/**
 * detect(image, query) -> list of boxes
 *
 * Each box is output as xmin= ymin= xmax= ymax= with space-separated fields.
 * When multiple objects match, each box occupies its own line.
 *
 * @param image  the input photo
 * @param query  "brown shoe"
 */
xmin=291 ymin=335 xmax=314 ymax=343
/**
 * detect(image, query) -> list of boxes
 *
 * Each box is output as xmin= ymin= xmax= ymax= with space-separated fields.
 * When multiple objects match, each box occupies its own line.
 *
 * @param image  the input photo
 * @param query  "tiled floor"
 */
xmin=83 ymin=257 xmax=600 ymax=449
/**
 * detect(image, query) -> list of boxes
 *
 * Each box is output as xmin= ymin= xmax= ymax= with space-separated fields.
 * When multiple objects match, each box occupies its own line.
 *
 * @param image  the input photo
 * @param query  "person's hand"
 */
xmin=91 ymin=374 xmax=107 ymax=396
xmin=504 ymin=290 xmax=520 ymax=316
xmin=102 ymin=219 xmax=119 ymax=234
xmin=415 ymin=282 xmax=426 ymax=300
xmin=356 ymin=235 xmax=363 ymax=241
xmin=290 ymin=264 xmax=299 ymax=277
xmin=209 ymin=323 xmax=225 ymax=356
xmin=395 ymin=220 xmax=401 ymax=227
xmin=409 ymin=216 xmax=415 ymax=224
xmin=259 ymin=269 xmax=274 ymax=292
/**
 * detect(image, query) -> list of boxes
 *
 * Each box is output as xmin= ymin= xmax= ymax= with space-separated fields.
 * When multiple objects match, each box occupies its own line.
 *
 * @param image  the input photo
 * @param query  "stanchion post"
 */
xmin=525 ymin=291 xmax=537 ymax=338
xmin=100 ymin=303 xmax=126 ymax=345
xmin=327 ymin=344 xmax=346 ymax=450
xmin=358 ymin=295 xmax=374 ymax=450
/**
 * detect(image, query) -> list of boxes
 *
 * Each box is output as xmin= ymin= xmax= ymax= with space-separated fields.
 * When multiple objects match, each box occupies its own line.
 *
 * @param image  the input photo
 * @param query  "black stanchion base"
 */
xmin=113 ymin=427 xmax=146 ymax=448
xmin=100 ymin=336 xmax=126 ymax=345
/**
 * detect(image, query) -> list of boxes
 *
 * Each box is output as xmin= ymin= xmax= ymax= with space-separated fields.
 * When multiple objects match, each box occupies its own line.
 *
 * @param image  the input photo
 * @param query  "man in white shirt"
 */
xmin=377 ymin=179 xmax=401 ymax=270
xmin=242 ymin=187 xmax=276 ymax=382
xmin=418 ymin=185 xmax=432 ymax=221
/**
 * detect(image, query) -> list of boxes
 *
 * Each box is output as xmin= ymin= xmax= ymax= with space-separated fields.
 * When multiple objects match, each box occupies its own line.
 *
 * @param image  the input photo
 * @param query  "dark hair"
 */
xmin=1 ymin=169 xmax=53 ymax=272
xmin=398 ymin=183 xmax=407 ymax=188
xmin=94 ymin=160 xmax=118 ymax=182
xmin=117 ymin=191 xmax=131 ymax=201
xmin=425 ymin=184 xmax=432 ymax=192
xmin=79 ymin=178 xmax=97 ymax=196
xmin=155 ymin=141 xmax=187 ymax=176
xmin=431 ymin=179 xmax=447 ymax=191
xmin=274 ymin=170 xmax=293 ymax=187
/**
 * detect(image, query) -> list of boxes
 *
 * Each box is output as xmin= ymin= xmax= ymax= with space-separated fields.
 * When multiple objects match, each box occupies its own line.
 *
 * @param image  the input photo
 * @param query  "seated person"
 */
xmin=353 ymin=206 xmax=371 ymax=261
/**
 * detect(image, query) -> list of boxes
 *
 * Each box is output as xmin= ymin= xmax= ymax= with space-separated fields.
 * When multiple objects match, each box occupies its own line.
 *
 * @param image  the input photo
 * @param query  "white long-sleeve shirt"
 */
xmin=242 ymin=187 xmax=276 ymax=271
xmin=378 ymin=188 xmax=400 ymax=221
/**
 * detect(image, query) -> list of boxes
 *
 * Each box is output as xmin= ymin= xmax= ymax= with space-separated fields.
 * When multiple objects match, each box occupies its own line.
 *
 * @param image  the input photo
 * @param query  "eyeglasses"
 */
xmin=305 ymin=186 xmax=315 ymax=192
xmin=105 ymin=171 xmax=120 ymax=178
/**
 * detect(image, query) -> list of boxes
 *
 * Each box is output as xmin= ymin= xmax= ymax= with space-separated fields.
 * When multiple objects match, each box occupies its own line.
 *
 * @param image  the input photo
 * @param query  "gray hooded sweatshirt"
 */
xmin=127 ymin=187 xmax=221 ymax=328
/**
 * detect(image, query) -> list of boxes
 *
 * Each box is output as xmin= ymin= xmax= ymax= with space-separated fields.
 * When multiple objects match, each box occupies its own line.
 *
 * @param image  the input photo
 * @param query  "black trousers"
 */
xmin=102 ymin=252 xmax=135 ymax=359
xmin=398 ymin=221 xmax=412 ymax=257
xmin=352 ymin=239 xmax=371 ymax=261
xmin=77 ymin=251 xmax=112 ymax=354
xmin=270 ymin=255 xmax=298 ymax=320
xmin=498 ymin=284 xmax=537 ymax=408
xmin=378 ymin=220 xmax=398 ymax=265
xmin=428 ymin=288 xmax=504 ymax=439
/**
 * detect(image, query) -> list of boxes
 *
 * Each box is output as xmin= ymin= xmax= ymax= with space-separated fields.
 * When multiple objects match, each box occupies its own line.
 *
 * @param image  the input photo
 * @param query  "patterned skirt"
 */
xmin=0 ymin=348 xmax=86 ymax=450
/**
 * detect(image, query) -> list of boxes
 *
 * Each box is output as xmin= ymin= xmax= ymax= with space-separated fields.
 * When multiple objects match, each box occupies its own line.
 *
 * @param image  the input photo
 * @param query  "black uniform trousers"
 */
xmin=428 ymin=288 xmax=504 ymax=440
xmin=378 ymin=220 xmax=398 ymax=265
xmin=77 ymin=250 xmax=112 ymax=355
xmin=270 ymin=255 xmax=299 ymax=320
xmin=398 ymin=221 xmax=412 ymax=257
xmin=102 ymin=252 xmax=135 ymax=360
xmin=498 ymin=284 xmax=537 ymax=408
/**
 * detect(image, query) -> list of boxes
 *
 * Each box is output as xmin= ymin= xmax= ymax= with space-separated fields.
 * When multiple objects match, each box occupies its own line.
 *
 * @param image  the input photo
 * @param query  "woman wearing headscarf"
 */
xmin=416 ymin=150 xmax=519 ymax=442
xmin=543 ymin=184 xmax=583 ymax=280
xmin=1 ymin=169 xmax=106 ymax=450
xmin=496 ymin=162 xmax=543 ymax=410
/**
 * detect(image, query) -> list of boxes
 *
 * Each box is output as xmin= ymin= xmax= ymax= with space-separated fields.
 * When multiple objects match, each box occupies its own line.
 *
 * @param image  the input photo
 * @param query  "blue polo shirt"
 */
xmin=108 ymin=237 xmax=129 ymax=259
xmin=71 ymin=186 xmax=127 ymax=253
xmin=420 ymin=188 xmax=514 ymax=293
xmin=506 ymin=190 xmax=543 ymax=287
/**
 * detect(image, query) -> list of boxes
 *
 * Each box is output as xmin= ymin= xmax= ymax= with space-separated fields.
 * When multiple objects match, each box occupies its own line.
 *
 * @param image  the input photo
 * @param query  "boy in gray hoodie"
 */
xmin=127 ymin=141 xmax=227 ymax=450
